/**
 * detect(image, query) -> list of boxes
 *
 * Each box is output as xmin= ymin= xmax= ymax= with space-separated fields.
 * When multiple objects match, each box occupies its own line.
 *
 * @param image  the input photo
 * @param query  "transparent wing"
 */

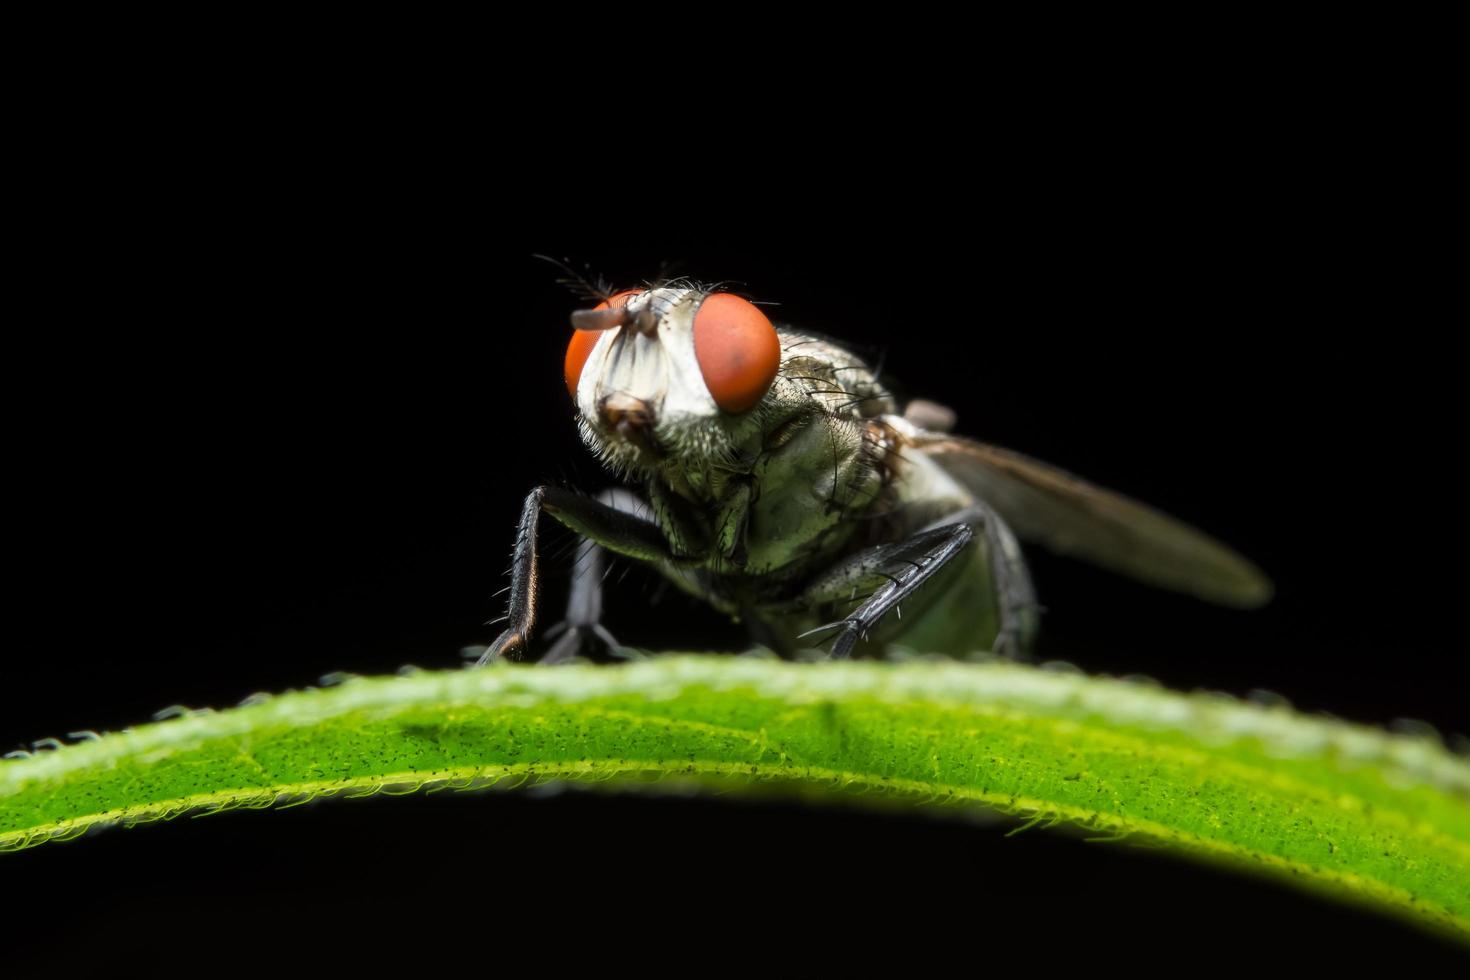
xmin=909 ymin=432 xmax=1273 ymax=608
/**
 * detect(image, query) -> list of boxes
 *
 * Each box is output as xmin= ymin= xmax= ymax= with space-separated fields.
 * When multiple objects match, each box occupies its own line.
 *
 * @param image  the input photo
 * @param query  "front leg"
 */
xmin=478 ymin=486 xmax=677 ymax=665
xmin=541 ymin=488 xmax=650 ymax=665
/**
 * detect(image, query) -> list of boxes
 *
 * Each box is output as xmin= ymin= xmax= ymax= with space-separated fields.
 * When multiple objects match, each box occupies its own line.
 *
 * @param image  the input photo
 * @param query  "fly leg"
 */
xmin=538 ymin=535 xmax=617 ymax=665
xmin=539 ymin=489 xmax=648 ymax=665
xmin=927 ymin=503 xmax=1039 ymax=658
xmin=478 ymin=486 xmax=677 ymax=666
xmin=791 ymin=522 xmax=976 ymax=659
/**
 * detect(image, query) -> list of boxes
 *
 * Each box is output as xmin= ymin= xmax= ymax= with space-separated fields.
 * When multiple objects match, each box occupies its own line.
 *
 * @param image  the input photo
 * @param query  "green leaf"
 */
xmin=3 ymin=656 xmax=1467 ymax=941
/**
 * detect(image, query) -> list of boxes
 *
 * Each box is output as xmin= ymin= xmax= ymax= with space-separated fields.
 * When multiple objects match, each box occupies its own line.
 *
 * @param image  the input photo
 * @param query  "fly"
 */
xmin=478 ymin=278 xmax=1271 ymax=665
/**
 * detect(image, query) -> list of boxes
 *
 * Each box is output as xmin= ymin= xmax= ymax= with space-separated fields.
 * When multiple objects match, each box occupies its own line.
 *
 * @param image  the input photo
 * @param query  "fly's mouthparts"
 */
xmin=600 ymin=393 xmax=655 ymax=436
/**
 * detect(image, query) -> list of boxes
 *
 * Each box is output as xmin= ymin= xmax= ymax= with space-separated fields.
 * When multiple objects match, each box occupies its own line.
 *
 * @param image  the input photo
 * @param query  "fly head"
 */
xmin=563 ymin=285 xmax=786 ymax=492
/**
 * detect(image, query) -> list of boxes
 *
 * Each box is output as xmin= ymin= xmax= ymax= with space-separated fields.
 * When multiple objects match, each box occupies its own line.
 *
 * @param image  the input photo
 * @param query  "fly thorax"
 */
xmin=738 ymin=412 xmax=881 ymax=574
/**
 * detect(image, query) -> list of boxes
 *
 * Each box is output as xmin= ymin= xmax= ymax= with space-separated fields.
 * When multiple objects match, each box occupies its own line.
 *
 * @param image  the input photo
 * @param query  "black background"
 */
xmin=5 ymin=89 xmax=1466 ymax=968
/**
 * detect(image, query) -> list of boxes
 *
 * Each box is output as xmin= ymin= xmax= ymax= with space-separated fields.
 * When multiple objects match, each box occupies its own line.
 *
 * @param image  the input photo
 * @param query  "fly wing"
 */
xmin=908 ymin=432 xmax=1273 ymax=608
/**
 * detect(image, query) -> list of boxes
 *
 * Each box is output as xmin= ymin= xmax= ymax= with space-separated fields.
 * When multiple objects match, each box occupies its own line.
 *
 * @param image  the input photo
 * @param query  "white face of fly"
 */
xmin=572 ymin=286 xmax=769 ymax=484
xmin=574 ymin=287 xmax=716 ymax=431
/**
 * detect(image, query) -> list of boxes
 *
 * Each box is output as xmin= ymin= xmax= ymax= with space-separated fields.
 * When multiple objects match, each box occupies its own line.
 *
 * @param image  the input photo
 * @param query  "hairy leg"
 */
xmin=540 ymin=489 xmax=651 ymax=665
xmin=479 ymin=486 xmax=675 ymax=665
xmin=926 ymin=503 xmax=1039 ymax=657
xmin=788 ymin=522 xmax=976 ymax=658
xmin=785 ymin=503 xmax=1037 ymax=659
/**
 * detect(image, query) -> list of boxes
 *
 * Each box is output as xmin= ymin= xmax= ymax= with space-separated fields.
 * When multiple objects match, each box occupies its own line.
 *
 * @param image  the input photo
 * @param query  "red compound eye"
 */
xmin=564 ymin=290 xmax=643 ymax=400
xmin=693 ymin=293 xmax=780 ymax=413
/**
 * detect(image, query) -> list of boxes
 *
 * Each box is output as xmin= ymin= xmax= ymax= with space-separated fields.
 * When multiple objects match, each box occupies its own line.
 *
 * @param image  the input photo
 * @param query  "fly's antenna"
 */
xmin=531 ymin=254 xmax=616 ymax=304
